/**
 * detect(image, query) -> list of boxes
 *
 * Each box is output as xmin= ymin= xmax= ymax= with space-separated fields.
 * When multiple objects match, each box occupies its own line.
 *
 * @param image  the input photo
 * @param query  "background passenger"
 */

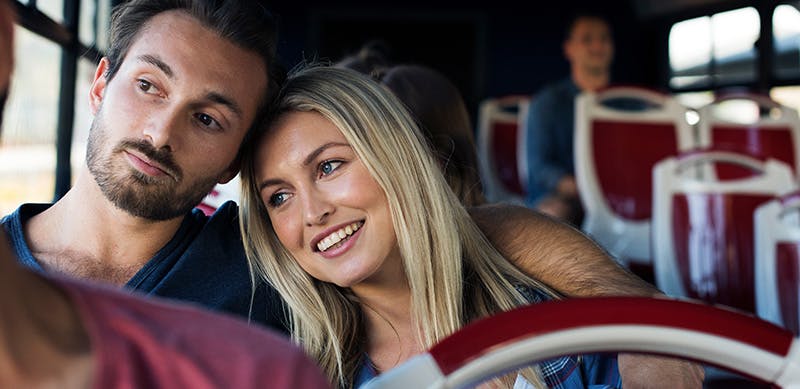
xmin=524 ymin=12 xmax=614 ymax=227
xmin=334 ymin=39 xmax=394 ymax=78
xmin=379 ymin=64 xmax=486 ymax=206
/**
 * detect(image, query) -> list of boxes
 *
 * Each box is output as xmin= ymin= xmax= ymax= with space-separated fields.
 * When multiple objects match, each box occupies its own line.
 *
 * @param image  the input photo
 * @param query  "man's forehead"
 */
xmin=124 ymin=12 xmax=267 ymax=91
xmin=572 ymin=18 xmax=609 ymax=36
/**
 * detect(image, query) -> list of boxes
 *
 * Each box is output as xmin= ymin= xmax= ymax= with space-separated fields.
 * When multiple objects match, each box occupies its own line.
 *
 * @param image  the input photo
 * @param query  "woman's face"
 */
xmin=254 ymin=111 xmax=402 ymax=289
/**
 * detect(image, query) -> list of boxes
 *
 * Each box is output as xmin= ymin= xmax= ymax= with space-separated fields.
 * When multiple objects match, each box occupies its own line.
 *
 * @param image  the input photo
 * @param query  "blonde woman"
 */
xmin=239 ymin=66 xmax=620 ymax=388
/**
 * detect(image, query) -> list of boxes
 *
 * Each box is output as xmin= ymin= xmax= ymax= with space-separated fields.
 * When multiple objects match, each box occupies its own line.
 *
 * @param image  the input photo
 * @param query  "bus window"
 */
xmin=669 ymin=7 xmax=759 ymax=89
xmin=70 ymin=58 xmax=95 ymax=187
xmin=773 ymin=4 xmax=800 ymax=80
xmin=772 ymin=4 xmax=800 ymax=114
xmin=0 ymin=0 xmax=107 ymax=215
xmin=35 ymin=0 xmax=65 ymax=25
xmin=0 ymin=26 xmax=60 ymax=214
xmin=770 ymin=86 xmax=800 ymax=114
xmin=669 ymin=17 xmax=712 ymax=89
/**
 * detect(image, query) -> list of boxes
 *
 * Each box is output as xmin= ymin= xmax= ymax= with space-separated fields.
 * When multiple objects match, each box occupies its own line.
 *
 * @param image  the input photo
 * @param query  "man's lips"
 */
xmin=124 ymin=150 xmax=176 ymax=180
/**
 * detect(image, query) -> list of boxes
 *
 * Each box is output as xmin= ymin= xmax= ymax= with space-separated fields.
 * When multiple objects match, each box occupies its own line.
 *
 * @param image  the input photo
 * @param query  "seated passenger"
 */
xmin=524 ymin=12 xmax=615 ymax=227
xmin=239 ymin=65 xmax=621 ymax=388
xmin=379 ymin=64 xmax=486 ymax=206
xmin=0 ymin=4 xmax=328 ymax=387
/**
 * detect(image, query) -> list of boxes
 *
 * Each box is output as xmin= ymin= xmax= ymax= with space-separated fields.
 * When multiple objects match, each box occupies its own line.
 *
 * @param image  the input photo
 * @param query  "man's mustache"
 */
xmin=115 ymin=139 xmax=182 ymax=180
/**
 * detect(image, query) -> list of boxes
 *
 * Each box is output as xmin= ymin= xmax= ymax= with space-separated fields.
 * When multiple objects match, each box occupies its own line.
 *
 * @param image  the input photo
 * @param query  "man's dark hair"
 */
xmin=106 ymin=0 xmax=284 ymax=143
xmin=564 ymin=10 xmax=611 ymax=40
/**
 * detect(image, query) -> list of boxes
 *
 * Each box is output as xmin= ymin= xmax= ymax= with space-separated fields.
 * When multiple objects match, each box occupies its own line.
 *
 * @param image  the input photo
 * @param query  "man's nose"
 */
xmin=142 ymin=108 xmax=182 ymax=151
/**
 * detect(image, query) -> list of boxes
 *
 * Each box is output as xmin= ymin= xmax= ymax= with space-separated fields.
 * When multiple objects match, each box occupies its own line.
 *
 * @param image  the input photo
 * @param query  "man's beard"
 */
xmin=85 ymin=114 xmax=221 ymax=221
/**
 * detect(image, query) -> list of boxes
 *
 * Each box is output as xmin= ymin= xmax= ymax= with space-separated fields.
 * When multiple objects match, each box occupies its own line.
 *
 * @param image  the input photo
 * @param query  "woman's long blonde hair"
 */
xmin=240 ymin=66 xmax=556 ymax=388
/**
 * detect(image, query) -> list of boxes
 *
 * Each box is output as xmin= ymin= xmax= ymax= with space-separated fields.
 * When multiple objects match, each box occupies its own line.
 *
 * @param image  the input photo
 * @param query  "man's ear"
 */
xmin=563 ymin=40 xmax=574 ymax=61
xmin=218 ymin=157 xmax=241 ymax=184
xmin=89 ymin=58 xmax=111 ymax=115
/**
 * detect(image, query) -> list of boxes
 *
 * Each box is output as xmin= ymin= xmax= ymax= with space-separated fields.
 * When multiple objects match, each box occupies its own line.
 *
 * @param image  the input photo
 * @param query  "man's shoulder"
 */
xmin=535 ymin=78 xmax=578 ymax=102
xmin=190 ymin=200 xmax=240 ymax=233
xmin=1 ymin=202 xmax=50 ymax=225
xmin=1 ymin=203 xmax=51 ymax=269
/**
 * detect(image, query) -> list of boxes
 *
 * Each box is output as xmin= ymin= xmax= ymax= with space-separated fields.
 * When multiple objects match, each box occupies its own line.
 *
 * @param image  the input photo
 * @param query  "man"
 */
xmin=3 ymin=0 xmax=287 ymax=328
xmin=3 ymin=1 xmax=702 ymax=386
xmin=524 ymin=12 xmax=614 ymax=226
xmin=0 ymin=2 xmax=330 ymax=387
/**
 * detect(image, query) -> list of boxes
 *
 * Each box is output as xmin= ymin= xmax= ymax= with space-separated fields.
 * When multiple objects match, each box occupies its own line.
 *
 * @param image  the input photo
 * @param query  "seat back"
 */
xmin=362 ymin=297 xmax=798 ymax=389
xmin=477 ymin=96 xmax=529 ymax=204
xmin=697 ymin=93 xmax=800 ymax=180
xmin=575 ymin=86 xmax=694 ymax=267
xmin=756 ymin=190 xmax=800 ymax=335
xmin=653 ymin=151 xmax=796 ymax=313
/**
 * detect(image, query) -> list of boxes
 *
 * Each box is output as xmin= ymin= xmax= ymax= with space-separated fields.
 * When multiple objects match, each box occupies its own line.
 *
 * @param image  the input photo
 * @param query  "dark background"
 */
xmin=266 ymin=0 xmax=712 ymax=124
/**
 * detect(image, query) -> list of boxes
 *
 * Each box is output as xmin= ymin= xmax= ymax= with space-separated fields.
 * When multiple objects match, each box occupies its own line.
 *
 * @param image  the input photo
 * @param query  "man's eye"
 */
xmin=194 ymin=113 xmax=222 ymax=131
xmin=320 ymin=160 xmax=343 ymax=177
xmin=137 ymin=79 xmax=155 ymax=93
xmin=197 ymin=113 xmax=215 ymax=126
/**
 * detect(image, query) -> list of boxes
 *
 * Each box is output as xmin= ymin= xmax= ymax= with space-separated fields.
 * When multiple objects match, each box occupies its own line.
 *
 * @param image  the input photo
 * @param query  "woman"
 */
xmin=239 ymin=66 xmax=619 ymax=388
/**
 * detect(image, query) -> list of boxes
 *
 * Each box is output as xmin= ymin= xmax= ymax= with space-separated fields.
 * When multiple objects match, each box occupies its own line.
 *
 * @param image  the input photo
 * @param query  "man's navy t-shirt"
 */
xmin=1 ymin=201 xmax=288 ymax=332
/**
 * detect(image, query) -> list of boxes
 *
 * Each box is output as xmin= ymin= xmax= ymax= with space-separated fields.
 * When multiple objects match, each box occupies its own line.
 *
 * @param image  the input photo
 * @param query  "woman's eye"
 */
xmin=319 ymin=160 xmax=343 ymax=177
xmin=268 ymin=192 xmax=290 ymax=208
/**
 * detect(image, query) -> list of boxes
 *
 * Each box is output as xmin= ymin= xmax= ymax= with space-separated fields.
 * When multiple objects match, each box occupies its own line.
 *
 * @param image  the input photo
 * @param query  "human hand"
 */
xmin=0 ymin=0 xmax=14 ymax=95
xmin=618 ymin=353 xmax=704 ymax=388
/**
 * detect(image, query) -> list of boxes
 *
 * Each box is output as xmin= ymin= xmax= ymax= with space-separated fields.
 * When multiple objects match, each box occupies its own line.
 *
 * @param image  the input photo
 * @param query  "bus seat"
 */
xmin=476 ymin=95 xmax=529 ymax=204
xmin=756 ymin=190 xmax=800 ymax=335
xmin=361 ymin=297 xmax=798 ymax=389
xmin=574 ymin=85 xmax=695 ymax=275
xmin=697 ymin=92 xmax=800 ymax=180
xmin=653 ymin=150 xmax=796 ymax=314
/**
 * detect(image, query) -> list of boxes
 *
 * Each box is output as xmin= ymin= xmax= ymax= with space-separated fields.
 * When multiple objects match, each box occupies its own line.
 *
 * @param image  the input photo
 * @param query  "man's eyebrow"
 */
xmin=136 ymin=55 xmax=243 ymax=120
xmin=206 ymin=92 xmax=243 ymax=120
xmin=138 ymin=54 xmax=173 ymax=78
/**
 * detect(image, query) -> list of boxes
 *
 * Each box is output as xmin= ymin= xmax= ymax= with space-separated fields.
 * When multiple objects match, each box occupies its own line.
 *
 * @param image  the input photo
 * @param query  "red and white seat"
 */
xmin=476 ymin=95 xmax=530 ymax=204
xmin=575 ymin=86 xmax=694 ymax=272
xmin=756 ymin=190 xmax=800 ymax=335
xmin=362 ymin=297 xmax=800 ymax=388
xmin=697 ymin=92 xmax=800 ymax=180
xmin=652 ymin=150 xmax=796 ymax=314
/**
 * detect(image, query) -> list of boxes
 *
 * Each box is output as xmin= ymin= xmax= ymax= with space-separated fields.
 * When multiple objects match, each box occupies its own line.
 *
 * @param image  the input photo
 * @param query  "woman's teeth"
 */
xmin=317 ymin=221 xmax=363 ymax=252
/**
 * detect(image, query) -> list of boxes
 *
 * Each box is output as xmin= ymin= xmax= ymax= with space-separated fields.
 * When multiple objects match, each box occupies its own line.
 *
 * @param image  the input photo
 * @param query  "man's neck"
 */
xmin=24 ymin=170 xmax=186 ymax=285
xmin=572 ymin=67 xmax=610 ymax=92
xmin=0 ymin=235 xmax=93 ymax=388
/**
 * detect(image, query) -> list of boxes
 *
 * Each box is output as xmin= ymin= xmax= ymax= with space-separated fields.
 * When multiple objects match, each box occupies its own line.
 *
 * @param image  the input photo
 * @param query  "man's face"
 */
xmin=86 ymin=10 xmax=267 ymax=220
xmin=564 ymin=17 xmax=614 ymax=74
